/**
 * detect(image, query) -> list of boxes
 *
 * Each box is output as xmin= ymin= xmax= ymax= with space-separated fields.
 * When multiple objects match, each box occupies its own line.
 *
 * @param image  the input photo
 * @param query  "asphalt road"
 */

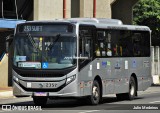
xmin=0 ymin=86 xmax=160 ymax=113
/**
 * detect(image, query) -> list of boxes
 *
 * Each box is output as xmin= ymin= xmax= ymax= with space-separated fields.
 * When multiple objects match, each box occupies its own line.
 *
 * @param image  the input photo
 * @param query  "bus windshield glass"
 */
xmin=13 ymin=35 xmax=77 ymax=69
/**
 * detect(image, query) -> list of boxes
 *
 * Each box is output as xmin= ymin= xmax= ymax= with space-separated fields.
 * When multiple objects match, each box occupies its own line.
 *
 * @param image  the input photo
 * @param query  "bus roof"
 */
xmin=63 ymin=18 xmax=123 ymax=25
xmin=23 ymin=18 xmax=123 ymax=25
xmin=64 ymin=18 xmax=150 ymax=31
xmin=91 ymin=23 xmax=151 ymax=31
xmin=19 ymin=18 xmax=151 ymax=31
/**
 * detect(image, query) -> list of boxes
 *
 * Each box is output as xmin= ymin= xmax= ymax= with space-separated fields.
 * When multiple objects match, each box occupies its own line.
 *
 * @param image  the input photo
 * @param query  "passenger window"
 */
xmin=131 ymin=31 xmax=150 ymax=57
xmin=96 ymin=31 xmax=105 ymax=56
xmin=120 ymin=31 xmax=133 ymax=57
xmin=95 ymin=30 xmax=150 ymax=57
xmin=132 ymin=33 xmax=142 ymax=57
xmin=110 ymin=31 xmax=121 ymax=57
xmin=106 ymin=33 xmax=112 ymax=56
xmin=96 ymin=30 xmax=122 ymax=57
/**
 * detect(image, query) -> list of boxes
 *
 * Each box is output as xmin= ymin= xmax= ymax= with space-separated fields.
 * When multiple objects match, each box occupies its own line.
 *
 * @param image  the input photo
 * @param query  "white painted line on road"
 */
xmin=149 ymin=101 xmax=160 ymax=103
xmin=139 ymin=91 xmax=160 ymax=95
xmin=79 ymin=110 xmax=101 ymax=113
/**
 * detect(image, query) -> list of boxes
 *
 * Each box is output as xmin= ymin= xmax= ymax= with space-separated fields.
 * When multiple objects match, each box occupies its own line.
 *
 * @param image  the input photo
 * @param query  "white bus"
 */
xmin=6 ymin=18 xmax=152 ymax=106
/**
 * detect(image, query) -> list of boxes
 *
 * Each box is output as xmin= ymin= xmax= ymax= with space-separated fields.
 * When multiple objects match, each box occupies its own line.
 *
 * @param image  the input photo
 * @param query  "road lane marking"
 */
xmin=149 ymin=101 xmax=160 ymax=103
xmin=139 ymin=91 xmax=160 ymax=95
xmin=79 ymin=110 xmax=101 ymax=113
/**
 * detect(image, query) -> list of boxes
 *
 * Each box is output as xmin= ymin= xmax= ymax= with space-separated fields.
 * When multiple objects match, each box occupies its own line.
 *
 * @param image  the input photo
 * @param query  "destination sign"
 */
xmin=18 ymin=24 xmax=73 ymax=33
xmin=23 ymin=26 xmax=43 ymax=32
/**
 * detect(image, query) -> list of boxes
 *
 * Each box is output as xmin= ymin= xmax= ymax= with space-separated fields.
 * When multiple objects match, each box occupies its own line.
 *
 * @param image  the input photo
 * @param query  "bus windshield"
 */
xmin=13 ymin=34 xmax=77 ymax=69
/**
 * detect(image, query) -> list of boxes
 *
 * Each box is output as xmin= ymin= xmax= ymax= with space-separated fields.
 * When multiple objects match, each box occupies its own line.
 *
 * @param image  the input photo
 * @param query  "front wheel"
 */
xmin=33 ymin=97 xmax=48 ymax=106
xmin=89 ymin=80 xmax=101 ymax=105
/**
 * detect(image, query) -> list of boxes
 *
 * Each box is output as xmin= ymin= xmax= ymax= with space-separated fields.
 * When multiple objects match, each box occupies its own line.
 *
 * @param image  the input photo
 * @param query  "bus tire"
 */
xmin=126 ymin=76 xmax=136 ymax=100
xmin=89 ymin=80 xmax=100 ymax=105
xmin=33 ymin=97 xmax=47 ymax=106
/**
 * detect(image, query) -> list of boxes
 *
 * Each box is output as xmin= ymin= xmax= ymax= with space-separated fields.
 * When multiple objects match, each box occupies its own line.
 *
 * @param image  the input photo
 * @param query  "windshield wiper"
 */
xmin=26 ymin=33 xmax=40 ymax=52
xmin=49 ymin=34 xmax=61 ymax=50
xmin=26 ymin=33 xmax=48 ymax=61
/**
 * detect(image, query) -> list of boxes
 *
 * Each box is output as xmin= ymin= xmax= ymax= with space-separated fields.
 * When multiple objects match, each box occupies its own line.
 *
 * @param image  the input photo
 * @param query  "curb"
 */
xmin=0 ymin=91 xmax=13 ymax=99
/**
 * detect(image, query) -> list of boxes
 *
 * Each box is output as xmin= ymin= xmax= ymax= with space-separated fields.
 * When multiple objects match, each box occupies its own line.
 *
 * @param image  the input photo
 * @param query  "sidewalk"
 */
xmin=0 ymin=87 xmax=14 ymax=99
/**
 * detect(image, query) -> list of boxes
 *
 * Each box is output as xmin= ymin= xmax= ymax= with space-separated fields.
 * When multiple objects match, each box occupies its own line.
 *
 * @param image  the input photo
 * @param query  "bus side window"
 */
xmin=106 ymin=32 xmax=112 ymax=56
xmin=142 ymin=32 xmax=150 ymax=56
xmin=110 ymin=30 xmax=121 ymax=57
xmin=96 ymin=31 xmax=111 ymax=57
xmin=79 ymin=29 xmax=92 ymax=58
xmin=120 ymin=30 xmax=132 ymax=57
xmin=96 ymin=30 xmax=124 ymax=57
xmin=132 ymin=33 xmax=142 ymax=57
xmin=131 ymin=31 xmax=150 ymax=57
xmin=96 ymin=31 xmax=103 ymax=57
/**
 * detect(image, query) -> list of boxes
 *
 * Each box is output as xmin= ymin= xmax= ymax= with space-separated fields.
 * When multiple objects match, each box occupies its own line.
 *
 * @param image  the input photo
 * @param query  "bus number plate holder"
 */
xmin=34 ymin=92 xmax=47 ymax=96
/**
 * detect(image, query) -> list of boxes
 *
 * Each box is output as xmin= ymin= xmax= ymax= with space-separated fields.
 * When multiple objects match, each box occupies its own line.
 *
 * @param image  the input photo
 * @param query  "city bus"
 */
xmin=6 ymin=18 xmax=152 ymax=106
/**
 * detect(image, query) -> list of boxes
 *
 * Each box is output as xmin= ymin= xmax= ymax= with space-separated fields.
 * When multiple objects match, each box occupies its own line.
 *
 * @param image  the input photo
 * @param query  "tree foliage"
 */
xmin=133 ymin=0 xmax=160 ymax=46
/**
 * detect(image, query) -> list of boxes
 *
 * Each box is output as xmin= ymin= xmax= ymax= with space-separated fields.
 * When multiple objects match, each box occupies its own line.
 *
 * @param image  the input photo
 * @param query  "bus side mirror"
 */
xmin=6 ymin=34 xmax=14 ymax=54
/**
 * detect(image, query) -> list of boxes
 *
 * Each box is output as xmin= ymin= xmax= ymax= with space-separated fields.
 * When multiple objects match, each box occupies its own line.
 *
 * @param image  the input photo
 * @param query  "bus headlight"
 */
xmin=66 ymin=75 xmax=76 ymax=85
xmin=13 ymin=76 xmax=19 ymax=83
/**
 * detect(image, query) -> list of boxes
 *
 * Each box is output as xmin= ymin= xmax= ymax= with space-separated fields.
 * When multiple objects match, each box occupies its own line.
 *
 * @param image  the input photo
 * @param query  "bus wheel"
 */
xmin=126 ymin=76 xmax=136 ymax=100
xmin=89 ymin=80 xmax=100 ymax=105
xmin=33 ymin=97 xmax=47 ymax=106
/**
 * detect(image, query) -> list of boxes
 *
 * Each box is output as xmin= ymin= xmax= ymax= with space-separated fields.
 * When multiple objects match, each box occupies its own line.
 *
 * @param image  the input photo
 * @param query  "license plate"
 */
xmin=45 ymin=83 xmax=58 ymax=88
xmin=34 ymin=92 xmax=47 ymax=96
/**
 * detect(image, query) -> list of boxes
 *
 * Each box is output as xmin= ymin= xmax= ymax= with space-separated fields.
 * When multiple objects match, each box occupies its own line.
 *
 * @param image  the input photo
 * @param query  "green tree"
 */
xmin=133 ymin=0 xmax=160 ymax=46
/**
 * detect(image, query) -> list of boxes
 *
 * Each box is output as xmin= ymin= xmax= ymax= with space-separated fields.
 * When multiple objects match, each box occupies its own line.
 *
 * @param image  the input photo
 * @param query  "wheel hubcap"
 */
xmin=93 ymin=86 xmax=99 ymax=100
xmin=130 ymin=83 xmax=135 ymax=96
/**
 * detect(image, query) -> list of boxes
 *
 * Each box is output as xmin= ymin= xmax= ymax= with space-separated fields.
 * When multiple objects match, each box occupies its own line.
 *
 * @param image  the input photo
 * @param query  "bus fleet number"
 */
xmin=46 ymin=83 xmax=57 ymax=88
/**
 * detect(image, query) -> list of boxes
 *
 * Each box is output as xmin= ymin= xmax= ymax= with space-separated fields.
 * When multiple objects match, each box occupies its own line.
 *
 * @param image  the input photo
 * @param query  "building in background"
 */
xmin=34 ymin=0 xmax=138 ymax=24
xmin=0 ymin=0 xmax=139 ymax=87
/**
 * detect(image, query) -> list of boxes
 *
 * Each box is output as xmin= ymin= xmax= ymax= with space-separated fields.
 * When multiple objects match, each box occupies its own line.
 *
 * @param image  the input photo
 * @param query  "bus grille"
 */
xmin=20 ymin=74 xmax=64 ymax=77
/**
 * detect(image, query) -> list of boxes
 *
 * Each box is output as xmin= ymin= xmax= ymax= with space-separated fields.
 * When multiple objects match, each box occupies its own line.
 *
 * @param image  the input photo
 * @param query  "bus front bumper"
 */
xmin=13 ymin=79 xmax=79 ymax=97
